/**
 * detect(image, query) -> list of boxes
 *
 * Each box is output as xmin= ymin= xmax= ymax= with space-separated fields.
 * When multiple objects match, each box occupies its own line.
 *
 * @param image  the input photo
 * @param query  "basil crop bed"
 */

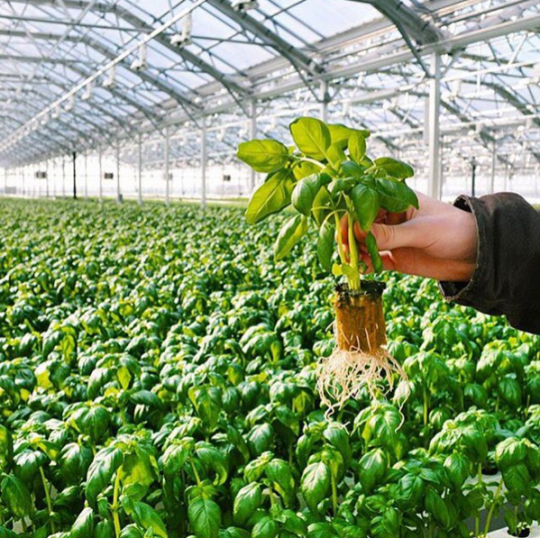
xmin=0 ymin=200 xmax=540 ymax=538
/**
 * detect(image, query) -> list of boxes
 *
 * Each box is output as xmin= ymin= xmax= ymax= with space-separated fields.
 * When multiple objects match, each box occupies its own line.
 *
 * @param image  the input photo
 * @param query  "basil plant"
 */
xmin=237 ymin=117 xmax=419 ymax=292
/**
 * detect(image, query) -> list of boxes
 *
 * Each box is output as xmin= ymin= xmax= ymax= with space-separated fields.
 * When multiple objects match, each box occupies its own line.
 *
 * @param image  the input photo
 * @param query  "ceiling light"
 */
xmin=231 ymin=0 xmax=259 ymax=11
xmin=171 ymin=13 xmax=192 ymax=48
xmin=130 ymin=43 xmax=147 ymax=72
xmin=82 ymin=83 xmax=92 ymax=101
xmin=65 ymin=94 xmax=75 ymax=111
xmin=103 ymin=65 xmax=117 ymax=89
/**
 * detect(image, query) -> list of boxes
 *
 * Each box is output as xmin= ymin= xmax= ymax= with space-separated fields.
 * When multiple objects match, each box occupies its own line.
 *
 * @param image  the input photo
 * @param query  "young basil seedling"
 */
xmin=238 ymin=117 xmax=417 ymax=408
xmin=237 ymin=116 xmax=418 ymax=292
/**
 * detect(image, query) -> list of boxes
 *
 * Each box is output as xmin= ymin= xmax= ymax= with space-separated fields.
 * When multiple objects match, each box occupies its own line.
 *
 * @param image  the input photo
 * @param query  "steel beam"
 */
xmin=201 ymin=124 xmax=207 ymax=209
xmin=164 ymin=125 xmax=170 ymax=206
xmin=428 ymin=52 xmax=441 ymax=199
xmin=116 ymin=143 xmax=121 ymax=203
xmin=137 ymin=133 xmax=143 ymax=206
xmin=207 ymin=0 xmax=320 ymax=75
xmin=98 ymin=147 xmax=103 ymax=202
xmin=249 ymin=99 xmax=257 ymax=192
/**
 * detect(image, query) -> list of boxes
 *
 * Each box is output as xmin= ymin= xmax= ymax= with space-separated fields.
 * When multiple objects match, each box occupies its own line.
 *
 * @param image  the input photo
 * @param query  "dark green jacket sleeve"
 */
xmin=439 ymin=193 xmax=540 ymax=334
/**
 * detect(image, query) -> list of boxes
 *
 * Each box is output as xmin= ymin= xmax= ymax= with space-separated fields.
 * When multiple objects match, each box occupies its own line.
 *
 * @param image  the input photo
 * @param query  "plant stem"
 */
xmin=346 ymin=207 xmax=361 ymax=291
xmin=423 ymin=386 xmax=429 ymax=427
xmin=296 ymin=157 xmax=325 ymax=169
xmin=112 ymin=466 xmax=123 ymax=538
xmin=483 ymin=477 xmax=504 ymax=537
xmin=39 ymin=467 xmax=56 ymax=533
xmin=330 ymin=473 xmax=338 ymax=516
xmin=333 ymin=213 xmax=347 ymax=266
xmin=190 ymin=460 xmax=202 ymax=486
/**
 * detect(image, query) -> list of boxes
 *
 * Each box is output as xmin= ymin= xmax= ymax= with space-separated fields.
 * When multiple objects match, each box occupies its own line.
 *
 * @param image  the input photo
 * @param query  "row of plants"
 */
xmin=0 ymin=199 xmax=538 ymax=538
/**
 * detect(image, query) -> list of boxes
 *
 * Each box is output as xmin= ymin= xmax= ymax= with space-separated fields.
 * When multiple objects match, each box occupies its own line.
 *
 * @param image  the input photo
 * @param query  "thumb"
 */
xmin=371 ymin=219 xmax=423 ymax=250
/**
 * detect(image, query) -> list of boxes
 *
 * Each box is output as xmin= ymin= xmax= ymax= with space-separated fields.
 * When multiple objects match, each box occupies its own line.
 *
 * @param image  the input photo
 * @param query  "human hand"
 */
xmin=340 ymin=192 xmax=478 ymax=282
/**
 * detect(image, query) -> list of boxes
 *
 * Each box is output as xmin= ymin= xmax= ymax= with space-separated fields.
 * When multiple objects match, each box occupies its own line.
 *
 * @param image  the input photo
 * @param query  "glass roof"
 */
xmin=0 ymin=0 xmax=538 ymax=190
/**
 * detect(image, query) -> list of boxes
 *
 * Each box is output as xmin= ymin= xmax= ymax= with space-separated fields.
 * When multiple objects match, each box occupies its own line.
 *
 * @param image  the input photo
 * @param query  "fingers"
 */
xmin=370 ymin=220 xmax=424 ymax=251
xmin=359 ymin=247 xmax=475 ymax=281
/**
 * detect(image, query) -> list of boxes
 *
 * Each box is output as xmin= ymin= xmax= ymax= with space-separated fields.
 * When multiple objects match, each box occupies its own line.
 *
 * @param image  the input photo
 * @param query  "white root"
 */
xmin=316 ymin=325 xmax=405 ymax=413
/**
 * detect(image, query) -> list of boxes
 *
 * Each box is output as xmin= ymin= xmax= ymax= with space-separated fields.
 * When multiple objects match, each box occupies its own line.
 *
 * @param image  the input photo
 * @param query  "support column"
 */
xmin=428 ymin=52 xmax=441 ymax=200
xmin=45 ymin=160 xmax=50 ymax=198
xmin=164 ymin=125 xmax=170 ymax=206
xmin=249 ymin=99 xmax=257 ymax=193
xmin=62 ymin=156 xmax=66 ymax=197
xmin=137 ymin=134 xmax=143 ymax=206
xmin=84 ymin=153 xmax=88 ymax=199
xmin=22 ymin=166 xmax=26 ymax=197
xmin=320 ymin=80 xmax=329 ymax=123
xmin=490 ymin=141 xmax=496 ymax=194
xmin=72 ymin=151 xmax=77 ymax=200
xmin=98 ymin=147 xmax=103 ymax=202
xmin=201 ymin=122 xmax=207 ymax=209
xmin=116 ymin=142 xmax=121 ymax=203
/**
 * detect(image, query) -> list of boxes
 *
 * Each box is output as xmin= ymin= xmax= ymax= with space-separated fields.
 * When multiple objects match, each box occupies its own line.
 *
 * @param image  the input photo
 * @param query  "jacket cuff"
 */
xmin=439 ymin=195 xmax=489 ymax=308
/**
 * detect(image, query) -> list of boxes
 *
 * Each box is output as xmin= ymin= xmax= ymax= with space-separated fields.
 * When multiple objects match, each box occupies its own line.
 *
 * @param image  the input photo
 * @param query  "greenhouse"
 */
xmin=0 ymin=1 xmax=540 ymax=537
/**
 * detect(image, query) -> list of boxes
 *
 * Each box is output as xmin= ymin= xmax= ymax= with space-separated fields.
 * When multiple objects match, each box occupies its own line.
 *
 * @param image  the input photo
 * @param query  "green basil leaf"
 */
xmin=274 ymin=215 xmax=309 ymax=261
xmin=293 ymin=161 xmax=320 ymax=180
xmin=350 ymin=184 xmax=379 ymax=232
xmin=252 ymin=516 xmax=278 ymax=538
xmin=188 ymin=498 xmax=221 ymax=538
xmin=326 ymin=143 xmax=347 ymax=170
xmin=130 ymin=501 xmax=168 ymax=538
xmin=289 ymin=117 xmax=331 ymax=160
xmin=317 ymin=221 xmax=334 ymax=273
xmin=341 ymin=161 xmax=365 ymax=177
xmin=495 ymin=438 xmax=527 ymax=470
xmin=328 ymin=123 xmax=370 ymax=150
xmin=312 ymin=186 xmax=332 ymax=227
xmin=71 ymin=507 xmax=95 ymax=538
xmin=373 ymin=157 xmax=414 ymax=179
xmin=60 ymin=442 xmax=93 ymax=484
xmin=1 ymin=474 xmax=33 ymax=518
xmin=233 ymin=482 xmax=262 ymax=526
xmin=498 ymin=377 xmax=522 ymax=408
xmin=366 ymin=232 xmax=383 ymax=273
xmin=323 ymin=425 xmax=352 ymax=466
xmin=503 ymin=463 xmax=531 ymax=495
xmin=348 ymin=131 xmax=367 ymax=162
xmin=443 ymin=453 xmax=470 ymax=490
xmin=237 ymin=139 xmax=290 ymax=173
xmin=358 ymin=449 xmax=387 ymax=492
xmin=246 ymin=169 xmax=295 ymax=225
xmin=328 ymin=177 xmax=357 ymax=195
xmin=265 ymin=459 xmax=295 ymax=507
xmin=300 ymin=461 xmax=331 ymax=513
xmin=292 ymin=174 xmax=322 ymax=216
xmin=247 ymin=424 xmax=274 ymax=456
xmin=85 ymin=446 xmax=123 ymax=509
xmin=94 ymin=521 xmax=115 ymax=538
xmin=0 ymin=425 xmax=13 ymax=470
xmin=375 ymin=179 xmax=418 ymax=213
xmin=425 ymin=488 xmax=451 ymax=529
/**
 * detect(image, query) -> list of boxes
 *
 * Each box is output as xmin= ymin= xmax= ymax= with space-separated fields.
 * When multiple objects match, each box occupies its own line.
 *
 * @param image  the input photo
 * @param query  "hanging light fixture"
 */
xmin=130 ymin=43 xmax=147 ymax=71
xmin=171 ymin=12 xmax=192 ymax=48
xmin=82 ymin=82 xmax=92 ymax=101
xmin=103 ymin=65 xmax=117 ymax=88
xmin=231 ymin=0 xmax=259 ymax=11
xmin=65 ymin=94 xmax=75 ymax=111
